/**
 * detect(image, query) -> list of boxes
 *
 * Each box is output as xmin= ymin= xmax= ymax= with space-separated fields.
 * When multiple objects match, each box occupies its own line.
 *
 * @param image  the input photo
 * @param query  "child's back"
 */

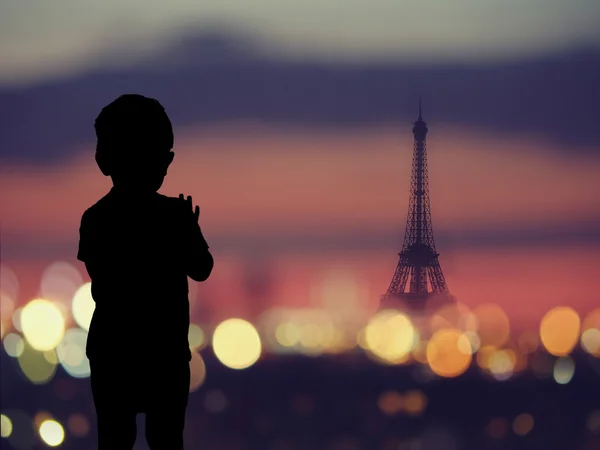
xmin=78 ymin=94 xmax=213 ymax=449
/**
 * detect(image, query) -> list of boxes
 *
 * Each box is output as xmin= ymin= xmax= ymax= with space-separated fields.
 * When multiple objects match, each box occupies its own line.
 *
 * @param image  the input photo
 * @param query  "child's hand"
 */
xmin=179 ymin=193 xmax=200 ymax=221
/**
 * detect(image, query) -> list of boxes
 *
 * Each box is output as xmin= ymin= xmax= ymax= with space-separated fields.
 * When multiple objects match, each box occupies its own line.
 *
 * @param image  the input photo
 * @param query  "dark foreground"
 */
xmin=1 ymin=351 xmax=599 ymax=450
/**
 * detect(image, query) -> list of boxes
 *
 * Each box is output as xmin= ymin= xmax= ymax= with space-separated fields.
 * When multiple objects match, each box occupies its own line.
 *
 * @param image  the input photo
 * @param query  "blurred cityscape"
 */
xmin=1 ymin=262 xmax=599 ymax=450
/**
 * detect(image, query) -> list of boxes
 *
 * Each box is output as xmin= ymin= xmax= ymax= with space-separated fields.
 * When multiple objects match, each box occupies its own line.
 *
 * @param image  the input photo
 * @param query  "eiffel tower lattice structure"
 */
xmin=381 ymin=99 xmax=453 ymax=311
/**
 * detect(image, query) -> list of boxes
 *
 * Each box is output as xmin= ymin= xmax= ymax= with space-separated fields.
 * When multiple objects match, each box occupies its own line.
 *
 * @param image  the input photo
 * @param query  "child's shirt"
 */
xmin=77 ymin=187 xmax=209 ymax=363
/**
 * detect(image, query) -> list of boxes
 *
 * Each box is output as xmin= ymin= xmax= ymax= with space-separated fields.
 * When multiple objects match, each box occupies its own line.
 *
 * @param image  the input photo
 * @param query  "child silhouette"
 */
xmin=77 ymin=94 xmax=214 ymax=449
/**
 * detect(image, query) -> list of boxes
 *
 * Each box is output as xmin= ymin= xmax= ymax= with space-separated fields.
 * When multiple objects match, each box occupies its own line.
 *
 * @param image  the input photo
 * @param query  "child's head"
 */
xmin=94 ymin=94 xmax=175 ymax=192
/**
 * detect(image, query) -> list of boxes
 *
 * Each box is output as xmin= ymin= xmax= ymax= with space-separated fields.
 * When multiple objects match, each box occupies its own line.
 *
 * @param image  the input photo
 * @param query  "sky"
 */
xmin=1 ymin=1 xmax=599 ymax=328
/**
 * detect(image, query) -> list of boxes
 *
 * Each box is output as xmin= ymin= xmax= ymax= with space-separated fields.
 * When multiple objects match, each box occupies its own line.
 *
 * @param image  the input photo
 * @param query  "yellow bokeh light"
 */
xmin=189 ymin=351 xmax=207 ymax=392
xmin=188 ymin=324 xmax=206 ymax=351
xmin=472 ymin=304 xmax=511 ymax=348
xmin=513 ymin=413 xmax=534 ymax=436
xmin=39 ymin=419 xmax=65 ymax=447
xmin=21 ymin=299 xmax=65 ymax=351
xmin=488 ymin=349 xmax=516 ymax=381
xmin=18 ymin=341 xmax=58 ymax=385
xmin=540 ymin=307 xmax=580 ymax=356
xmin=72 ymin=283 xmax=95 ymax=331
xmin=364 ymin=310 xmax=416 ymax=364
xmin=426 ymin=328 xmax=472 ymax=377
xmin=1 ymin=414 xmax=13 ymax=438
xmin=581 ymin=328 xmax=600 ymax=357
xmin=275 ymin=322 xmax=301 ymax=347
xmin=213 ymin=318 xmax=262 ymax=369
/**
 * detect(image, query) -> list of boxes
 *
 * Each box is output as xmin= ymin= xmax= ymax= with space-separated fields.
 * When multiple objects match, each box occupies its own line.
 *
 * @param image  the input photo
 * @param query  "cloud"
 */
xmin=0 ymin=29 xmax=599 ymax=166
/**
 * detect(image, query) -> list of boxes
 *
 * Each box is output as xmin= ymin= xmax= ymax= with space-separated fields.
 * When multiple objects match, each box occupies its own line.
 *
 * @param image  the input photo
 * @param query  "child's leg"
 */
xmin=144 ymin=361 xmax=190 ymax=450
xmin=90 ymin=360 xmax=138 ymax=449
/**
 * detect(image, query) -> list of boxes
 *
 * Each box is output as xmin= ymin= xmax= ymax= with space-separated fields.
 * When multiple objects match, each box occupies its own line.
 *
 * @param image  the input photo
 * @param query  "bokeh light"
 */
xmin=540 ymin=307 xmax=580 ymax=356
xmin=71 ymin=283 xmax=95 ymax=331
xmin=67 ymin=414 xmax=90 ymax=438
xmin=21 ymin=299 xmax=65 ymax=351
xmin=0 ymin=414 xmax=13 ymax=438
xmin=213 ymin=318 xmax=262 ymax=369
xmin=189 ymin=351 xmax=207 ymax=392
xmin=429 ymin=302 xmax=477 ymax=333
xmin=17 ymin=341 xmax=58 ymax=384
xmin=581 ymin=328 xmax=600 ymax=357
xmin=364 ymin=310 xmax=416 ymax=364
xmin=378 ymin=391 xmax=404 ymax=415
xmin=3 ymin=333 xmax=25 ymax=358
xmin=426 ymin=328 xmax=472 ymax=378
xmin=12 ymin=307 xmax=22 ymax=332
xmin=553 ymin=356 xmax=575 ymax=384
xmin=472 ymin=304 xmax=510 ymax=348
xmin=404 ymin=390 xmax=427 ymax=416
xmin=188 ymin=323 xmax=206 ymax=351
xmin=513 ymin=413 xmax=534 ymax=436
xmin=2 ymin=410 xmax=35 ymax=449
xmin=39 ymin=419 xmax=65 ymax=447
xmin=41 ymin=261 xmax=83 ymax=306
xmin=0 ymin=265 xmax=19 ymax=307
xmin=56 ymin=328 xmax=91 ymax=378
xmin=488 ymin=349 xmax=516 ymax=381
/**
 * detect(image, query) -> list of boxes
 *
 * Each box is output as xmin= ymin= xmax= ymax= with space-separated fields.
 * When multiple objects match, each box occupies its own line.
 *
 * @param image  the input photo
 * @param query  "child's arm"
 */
xmin=179 ymin=194 xmax=214 ymax=282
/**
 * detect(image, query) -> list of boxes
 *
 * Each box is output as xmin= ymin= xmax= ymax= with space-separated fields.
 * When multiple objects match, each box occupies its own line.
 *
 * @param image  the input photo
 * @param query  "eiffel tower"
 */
xmin=381 ymin=99 xmax=453 ymax=311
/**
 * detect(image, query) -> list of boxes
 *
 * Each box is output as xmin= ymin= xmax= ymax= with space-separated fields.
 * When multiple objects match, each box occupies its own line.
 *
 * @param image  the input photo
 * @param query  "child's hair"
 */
xmin=95 ymin=94 xmax=174 ymax=157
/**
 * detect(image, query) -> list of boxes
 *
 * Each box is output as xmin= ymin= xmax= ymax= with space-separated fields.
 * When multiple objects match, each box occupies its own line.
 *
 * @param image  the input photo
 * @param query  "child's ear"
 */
xmin=95 ymin=150 xmax=111 ymax=176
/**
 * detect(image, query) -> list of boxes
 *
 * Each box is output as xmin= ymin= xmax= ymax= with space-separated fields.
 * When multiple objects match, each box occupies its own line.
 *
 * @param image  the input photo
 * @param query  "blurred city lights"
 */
xmin=21 ymin=299 xmax=65 ymax=351
xmin=488 ymin=349 xmax=516 ymax=381
xmin=553 ymin=356 xmax=575 ymax=384
xmin=0 ymin=265 xmax=19 ymax=306
xmin=429 ymin=302 xmax=477 ymax=334
xmin=189 ymin=351 xmax=207 ymax=392
xmin=56 ymin=328 xmax=91 ymax=378
xmin=472 ymin=304 xmax=510 ymax=348
xmin=71 ymin=283 xmax=95 ymax=331
xmin=517 ymin=331 xmax=540 ymax=355
xmin=3 ymin=333 xmax=25 ymax=358
xmin=12 ymin=307 xmax=23 ymax=332
xmin=364 ymin=310 xmax=416 ymax=364
xmin=67 ymin=414 xmax=90 ymax=438
xmin=2 ymin=410 xmax=35 ymax=449
xmin=0 ymin=414 xmax=12 ymax=438
xmin=213 ymin=318 xmax=262 ymax=369
xmin=188 ymin=323 xmax=206 ymax=351
xmin=404 ymin=390 xmax=427 ymax=416
xmin=17 ymin=341 xmax=58 ymax=384
xmin=581 ymin=328 xmax=600 ymax=357
xmin=41 ymin=261 xmax=83 ymax=307
xmin=38 ymin=419 xmax=65 ymax=447
xmin=582 ymin=309 xmax=600 ymax=332
xmin=426 ymin=328 xmax=472 ymax=377
xmin=540 ymin=307 xmax=580 ymax=356
xmin=378 ymin=391 xmax=404 ymax=415
xmin=513 ymin=413 xmax=534 ymax=436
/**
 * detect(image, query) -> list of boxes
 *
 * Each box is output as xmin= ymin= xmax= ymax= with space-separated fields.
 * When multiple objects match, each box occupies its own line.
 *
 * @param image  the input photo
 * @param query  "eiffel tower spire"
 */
xmin=381 ymin=99 xmax=451 ymax=310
